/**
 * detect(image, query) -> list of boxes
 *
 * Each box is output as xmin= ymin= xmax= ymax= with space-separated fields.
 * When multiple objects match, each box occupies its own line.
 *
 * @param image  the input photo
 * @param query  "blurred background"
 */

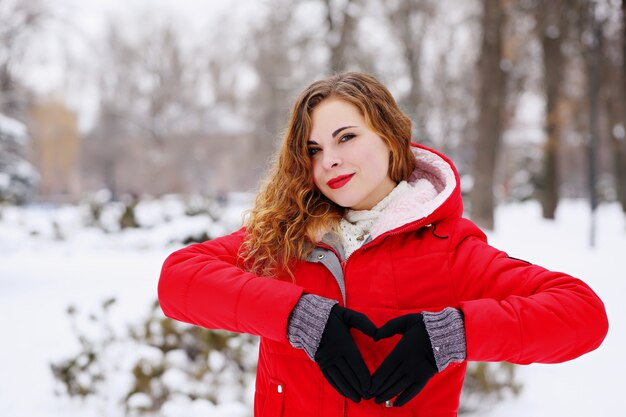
xmin=0 ymin=0 xmax=624 ymax=416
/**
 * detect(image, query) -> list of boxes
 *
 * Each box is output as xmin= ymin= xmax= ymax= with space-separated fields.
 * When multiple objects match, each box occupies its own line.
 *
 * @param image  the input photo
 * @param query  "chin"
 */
xmin=322 ymin=188 xmax=362 ymax=208
xmin=332 ymin=196 xmax=361 ymax=209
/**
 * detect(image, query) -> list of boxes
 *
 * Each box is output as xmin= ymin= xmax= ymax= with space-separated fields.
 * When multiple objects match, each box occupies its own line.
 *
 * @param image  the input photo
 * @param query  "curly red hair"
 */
xmin=241 ymin=72 xmax=417 ymax=278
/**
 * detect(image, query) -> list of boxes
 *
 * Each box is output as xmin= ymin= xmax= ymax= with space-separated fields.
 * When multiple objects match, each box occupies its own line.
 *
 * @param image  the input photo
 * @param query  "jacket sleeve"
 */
xmin=157 ymin=227 xmax=305 ymax=342
xmin=448 ymin=218 xmax=608 ymax=364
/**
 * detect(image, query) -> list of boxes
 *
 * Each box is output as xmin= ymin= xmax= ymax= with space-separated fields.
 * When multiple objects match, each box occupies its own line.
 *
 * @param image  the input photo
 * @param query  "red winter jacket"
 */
xmin=158 ymin=144 xmax=608 ymax=417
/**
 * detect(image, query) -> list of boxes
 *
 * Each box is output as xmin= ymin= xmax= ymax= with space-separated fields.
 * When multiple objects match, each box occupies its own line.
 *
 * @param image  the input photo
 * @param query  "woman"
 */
xmin=158 ymin=72 xmax=608 ymax=416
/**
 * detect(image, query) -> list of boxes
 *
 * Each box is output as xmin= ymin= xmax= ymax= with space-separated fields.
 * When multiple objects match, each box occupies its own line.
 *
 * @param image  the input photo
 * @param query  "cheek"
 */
xmin=362 ymin=149 xmax=389 ymax=178
xmin=374 ymin=143 xmax=392 ymax=175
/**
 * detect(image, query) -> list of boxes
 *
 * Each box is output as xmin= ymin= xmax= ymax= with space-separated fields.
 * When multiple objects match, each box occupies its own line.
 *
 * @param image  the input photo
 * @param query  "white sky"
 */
xmin=18 ymin=0 xmax=263 ymax=130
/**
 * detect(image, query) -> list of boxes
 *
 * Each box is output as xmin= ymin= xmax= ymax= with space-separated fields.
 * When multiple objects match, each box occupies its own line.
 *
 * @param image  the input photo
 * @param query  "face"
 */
xmin=307 ymin=98 xmax=397 ymax=210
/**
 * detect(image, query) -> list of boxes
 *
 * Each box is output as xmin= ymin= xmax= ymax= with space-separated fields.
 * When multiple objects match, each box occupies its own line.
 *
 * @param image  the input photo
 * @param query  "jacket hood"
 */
xmin=368 ymin=143 xmax=462 ymax=240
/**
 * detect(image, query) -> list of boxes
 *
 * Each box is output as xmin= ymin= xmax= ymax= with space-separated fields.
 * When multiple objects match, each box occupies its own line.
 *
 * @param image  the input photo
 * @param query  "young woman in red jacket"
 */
xmin=158 ymin=72 xmax=608 ymax=417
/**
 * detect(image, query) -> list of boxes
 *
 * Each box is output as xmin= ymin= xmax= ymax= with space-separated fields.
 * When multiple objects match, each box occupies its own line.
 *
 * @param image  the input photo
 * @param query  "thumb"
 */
xmin=343 ymin=309 xmax=378 ymax=338
xmin=374 ymin=314 xmax=416 ymax=341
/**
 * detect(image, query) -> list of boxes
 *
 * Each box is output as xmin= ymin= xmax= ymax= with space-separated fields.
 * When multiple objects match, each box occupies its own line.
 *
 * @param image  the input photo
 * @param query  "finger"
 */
xmin=344 ymin=344 xmax=373 ymax=395
xmin=335 ymin=357 xmax=369 ymax=398
xmin=370 ymin=359 xmax=402 ymax=395
xmin=375 ymin=316 xmax=410 ymax=341
xmin=344 ymin=310 xmax=378 ymax=338
xmin=375 ymin=377 xmax=412 ymax=404
xmin=372 ymin=367 xmax=406 ymax=403
xmin=325 ymin=367 xmax=357 ymax=401
xmin=393 ymin=382 xmax=425 ymax=407
xmin=326 ymin=365 xmax=361 ymax=403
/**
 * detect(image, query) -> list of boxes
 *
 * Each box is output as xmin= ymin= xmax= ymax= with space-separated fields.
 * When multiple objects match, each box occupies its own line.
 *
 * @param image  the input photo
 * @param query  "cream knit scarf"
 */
xmin=338 ymin=180 xmax=410 ymax=259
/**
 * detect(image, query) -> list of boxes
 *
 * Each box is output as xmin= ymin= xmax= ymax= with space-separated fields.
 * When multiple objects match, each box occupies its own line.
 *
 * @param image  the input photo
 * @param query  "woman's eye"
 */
xmin=308 ymin=148 xmax=320 ymax=156
xmin=340 ymin=133 xmax=355 ymax=142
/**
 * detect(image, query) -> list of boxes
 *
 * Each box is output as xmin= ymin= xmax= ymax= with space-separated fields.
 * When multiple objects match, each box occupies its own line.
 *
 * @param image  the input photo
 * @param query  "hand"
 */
xmin=369 ymin=314 xmax=437 ymax=407
xmin=314 ymin=304 xmax=377 ymax=403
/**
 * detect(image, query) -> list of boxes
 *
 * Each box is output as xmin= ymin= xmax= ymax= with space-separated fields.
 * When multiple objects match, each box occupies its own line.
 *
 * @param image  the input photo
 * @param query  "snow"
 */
xmin=0 ymin=198 xmax=624 ymax=416
xmin=0 ymin=113 xmax=38 ymax=203
xmin=0 ymin=172 xmax=9 ymax=189
xmin=481 ymin=200 xmax=625 ymax=417
xmin=0 ymin=113 xmax=28 ymax=143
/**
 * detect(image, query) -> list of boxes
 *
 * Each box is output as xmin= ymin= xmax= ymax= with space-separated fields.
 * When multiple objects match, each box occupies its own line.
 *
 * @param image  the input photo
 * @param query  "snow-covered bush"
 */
xmin=461 ymin=362 xmax=521 ymax=414
xmin=51 ymin=295 xmax=521 ymax=416
xmin=79 ymin=191 xmax=239 ymax=244
xmin=51 ymin=298 xmax=258 ymax=416
xmin=0 ymin=113 xmax=39 ymax=204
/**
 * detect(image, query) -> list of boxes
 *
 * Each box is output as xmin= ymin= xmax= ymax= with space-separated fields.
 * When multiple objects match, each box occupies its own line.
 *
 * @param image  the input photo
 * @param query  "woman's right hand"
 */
xmin=313 ymin=304 xmax=377 ymax=402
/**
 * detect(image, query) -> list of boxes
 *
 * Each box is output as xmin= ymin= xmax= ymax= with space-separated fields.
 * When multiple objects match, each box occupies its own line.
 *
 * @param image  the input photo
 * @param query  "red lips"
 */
xmin=327 ymin=173 xmax=355 ymax=189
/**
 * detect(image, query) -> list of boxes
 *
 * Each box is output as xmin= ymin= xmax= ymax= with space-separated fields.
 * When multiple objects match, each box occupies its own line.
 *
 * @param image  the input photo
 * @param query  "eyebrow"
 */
xmin=307 ymin=125 xmax=357 ymax=145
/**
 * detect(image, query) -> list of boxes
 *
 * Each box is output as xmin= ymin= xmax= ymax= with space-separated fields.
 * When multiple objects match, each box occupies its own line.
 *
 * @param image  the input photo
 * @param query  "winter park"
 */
xmin=1 ymin=0 xmax=625 ymax=416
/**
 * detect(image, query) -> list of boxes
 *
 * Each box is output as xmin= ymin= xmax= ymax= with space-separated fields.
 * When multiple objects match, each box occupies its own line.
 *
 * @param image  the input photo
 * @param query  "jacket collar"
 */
xmin=368 ymin=144 xmax=459 ymax=240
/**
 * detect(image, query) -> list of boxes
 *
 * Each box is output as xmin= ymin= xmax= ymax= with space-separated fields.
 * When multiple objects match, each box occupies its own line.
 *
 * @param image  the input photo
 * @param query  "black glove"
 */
xmin=369 ymin=314 xmax=437 ymax=407
xmin=314 ymin=304 xmax=377 ymax=403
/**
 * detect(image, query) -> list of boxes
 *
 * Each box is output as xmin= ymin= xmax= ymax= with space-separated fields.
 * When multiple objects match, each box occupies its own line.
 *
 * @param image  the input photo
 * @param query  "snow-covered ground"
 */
xmin=0 ymin=199 xmax=623 ymax=416
xmin=483 ymin=201 xmax=624 ymax=417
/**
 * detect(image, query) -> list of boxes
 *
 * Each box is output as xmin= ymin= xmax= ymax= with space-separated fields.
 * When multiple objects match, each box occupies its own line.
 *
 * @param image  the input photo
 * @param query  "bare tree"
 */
xmin=597 ymin=1 xmax=626 ymax=216
xmin=85 ymin=18 xmax=208 ymax=198
xmin=536 ymin=0 xmax=569 ymax=219
xmin=88 ymin=24 xmax=141 ymax=200
xmin=617 ymin=0 xmax=626 ymax=213
xmin=247 ymin=0 xmax=297 ymax=165
xmin=586 ymin=1 xmax=602 ymax=246
xmin=0 ymin=0 xmax=47 ymax=116
xmin=383 ymin=0 xmax=436 ymax=142
xmin=139 ymin=25 xmax=201 ymax=144
xmin=429 ymin=25 xmax=479 ymax=156
xmin=323 ymin=0 xmax=360 ymax=72
xmin=470 ymin=0 xmax=507 ymax=230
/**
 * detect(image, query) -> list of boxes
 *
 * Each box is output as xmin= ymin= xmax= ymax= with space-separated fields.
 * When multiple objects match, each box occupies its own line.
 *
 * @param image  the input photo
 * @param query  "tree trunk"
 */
xmin=385 ymin=0 xmax=432 ymax=142
xmin=606 ymin=80 xmax=626 ymax=215
xmin=99 ymin=108 xmax=121 ymax=201
xmin=325 ymin=0 xmax=358 ymax=72
xmin=470 ymin=0 xmax=506 ymax=230
xmin=250 ymin=0 xmax=294 ymax=164
xmin=587 ymin=2 xmax=602 ymax=247
xmin=538 ymin=0 xmax=567 ymax=220
xmin=603 ymin=3 xmax=626 ymax=216
xmin=618 ymin=0 xmax=626 ymax=214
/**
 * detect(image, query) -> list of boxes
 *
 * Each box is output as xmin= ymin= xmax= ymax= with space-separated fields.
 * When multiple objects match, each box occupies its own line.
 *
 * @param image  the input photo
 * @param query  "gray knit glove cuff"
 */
xmin=423 ymin=307 xmax=467 ymax=372
xmin=287 ymin=294 xmax=338 ymax=360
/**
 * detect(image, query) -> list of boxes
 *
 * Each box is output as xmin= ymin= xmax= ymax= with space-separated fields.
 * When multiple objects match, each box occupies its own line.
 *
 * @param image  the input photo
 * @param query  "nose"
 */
xmin=321 ymin=149 xmax=342 ymax=170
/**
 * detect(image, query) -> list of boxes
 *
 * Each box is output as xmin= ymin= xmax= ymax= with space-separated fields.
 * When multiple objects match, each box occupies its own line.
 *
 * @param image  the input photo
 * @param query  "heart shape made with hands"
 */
xmin=347 ymin=313 xmax=438 ymax=408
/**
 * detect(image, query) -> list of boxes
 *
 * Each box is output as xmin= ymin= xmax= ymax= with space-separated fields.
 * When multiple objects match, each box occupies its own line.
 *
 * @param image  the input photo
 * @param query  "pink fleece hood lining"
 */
xmin=369 ymin=146 xmax=457 ymax=239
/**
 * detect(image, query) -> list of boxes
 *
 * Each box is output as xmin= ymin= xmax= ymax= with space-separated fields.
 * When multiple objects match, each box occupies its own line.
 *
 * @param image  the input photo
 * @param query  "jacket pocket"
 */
xmin=260 ymin=378 xmax=285 ymax=417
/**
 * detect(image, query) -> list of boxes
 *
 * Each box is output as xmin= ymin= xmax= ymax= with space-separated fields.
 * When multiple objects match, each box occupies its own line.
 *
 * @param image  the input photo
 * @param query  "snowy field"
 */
xmin=0 ymin=199 xmax=623 ymax=416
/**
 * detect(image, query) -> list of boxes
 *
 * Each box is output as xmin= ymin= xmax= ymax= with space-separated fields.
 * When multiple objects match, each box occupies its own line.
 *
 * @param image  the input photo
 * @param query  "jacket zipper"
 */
xmin=315 ymin=217 xmax=433 ymax=305
xmin=316 ymin=218 xmax=435 ymax=413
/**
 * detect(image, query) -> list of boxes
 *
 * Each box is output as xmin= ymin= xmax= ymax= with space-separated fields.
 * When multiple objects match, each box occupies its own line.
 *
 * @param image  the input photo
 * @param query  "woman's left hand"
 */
xmin=369 ymin=314 xmax=438 ymax=407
